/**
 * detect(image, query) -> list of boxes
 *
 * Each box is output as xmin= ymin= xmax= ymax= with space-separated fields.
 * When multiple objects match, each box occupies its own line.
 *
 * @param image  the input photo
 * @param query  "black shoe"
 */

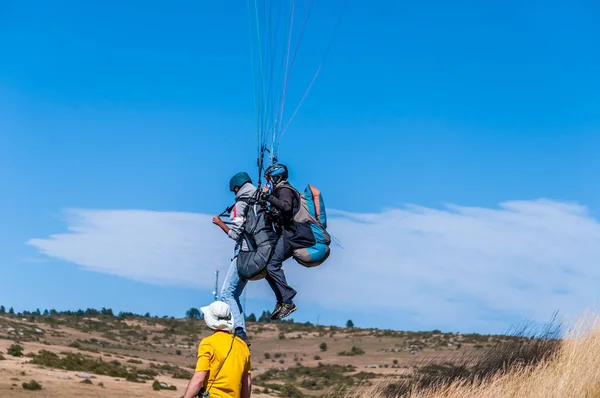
xmin=269 ymin=303 xmax=282 ymax=320
xmin=235 ymin=328 xmax=251 ymax=347
xmin=275 ymin=302 xmax=297 ymax=320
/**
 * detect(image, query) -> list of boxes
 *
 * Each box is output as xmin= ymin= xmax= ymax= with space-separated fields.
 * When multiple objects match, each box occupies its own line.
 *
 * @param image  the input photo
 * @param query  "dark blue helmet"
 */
xmin=265 ymin=164 xmax=288 ymax=185
xmin=229 ymin=172 xmax=252 ymax=192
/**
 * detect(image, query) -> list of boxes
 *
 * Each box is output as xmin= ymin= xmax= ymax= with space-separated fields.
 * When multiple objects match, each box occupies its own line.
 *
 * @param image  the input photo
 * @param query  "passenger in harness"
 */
xmin=261 ymin=164 xmax=316 ymax=320
xmin=212 ymin=172 xmax=256 ymax=347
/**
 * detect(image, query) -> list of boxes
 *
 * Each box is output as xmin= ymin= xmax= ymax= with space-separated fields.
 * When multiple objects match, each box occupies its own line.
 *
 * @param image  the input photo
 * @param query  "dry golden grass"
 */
xmin=341 ymin=310 xmax=600 ymax=398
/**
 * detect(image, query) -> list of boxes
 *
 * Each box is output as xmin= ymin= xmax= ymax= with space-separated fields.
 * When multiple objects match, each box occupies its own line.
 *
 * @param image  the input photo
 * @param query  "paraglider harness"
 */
xmin=265 ymin=181 xmax=332 ymax=268
xmin=218 ymin=167 xmax=333 ymax=275
xmin=219 ymin=190 xmax=278 ymax=281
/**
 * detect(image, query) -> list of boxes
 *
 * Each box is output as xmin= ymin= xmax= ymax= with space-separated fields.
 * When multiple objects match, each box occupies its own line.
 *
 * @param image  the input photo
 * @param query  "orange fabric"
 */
xmin=310 ymin=185 xmax=321 ymax=219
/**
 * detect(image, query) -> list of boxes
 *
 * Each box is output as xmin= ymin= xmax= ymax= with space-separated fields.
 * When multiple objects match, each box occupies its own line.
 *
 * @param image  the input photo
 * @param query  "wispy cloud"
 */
xmin=27 ymin=200 xmax=600 ymax=331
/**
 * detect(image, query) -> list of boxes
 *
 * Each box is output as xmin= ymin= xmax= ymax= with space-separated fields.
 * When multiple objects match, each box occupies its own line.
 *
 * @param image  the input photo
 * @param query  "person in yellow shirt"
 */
xmin=183 ymin=301 xmax=252 ymax=398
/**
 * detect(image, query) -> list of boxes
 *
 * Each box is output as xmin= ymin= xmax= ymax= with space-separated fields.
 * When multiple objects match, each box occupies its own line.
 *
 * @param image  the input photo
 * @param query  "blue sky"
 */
xmin=2 ymin=0 xmax=600 ymax=334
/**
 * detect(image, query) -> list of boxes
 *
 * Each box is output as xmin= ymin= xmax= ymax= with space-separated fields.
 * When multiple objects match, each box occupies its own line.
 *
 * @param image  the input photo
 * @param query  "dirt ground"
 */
xmin=0 ymin=314 xmax=486 ymax=397
xmin=0 ymin=355 xmax=271 ymax=397
xmin=0 ymin=340 xmax=271 ymax=398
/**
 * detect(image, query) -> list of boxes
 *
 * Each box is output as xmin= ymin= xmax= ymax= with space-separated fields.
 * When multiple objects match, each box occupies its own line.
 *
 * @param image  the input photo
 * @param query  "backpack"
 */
xmin=235 ymin=193 xmax=278 ymax=280
xmin=289 ymin=184 xmax=332 ymax=268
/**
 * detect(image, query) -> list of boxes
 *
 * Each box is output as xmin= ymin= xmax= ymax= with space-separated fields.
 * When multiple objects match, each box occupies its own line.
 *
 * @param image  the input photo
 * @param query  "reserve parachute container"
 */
xmin=290 ymin=184 xmax=331 ymax=267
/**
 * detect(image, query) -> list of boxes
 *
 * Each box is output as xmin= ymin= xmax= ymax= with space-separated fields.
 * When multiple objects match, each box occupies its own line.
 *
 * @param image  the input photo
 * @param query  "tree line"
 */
xmin=0 ymin=306 xmax=149 ymax=319
xmin=0 ymin=305 xmax=355 ymax=328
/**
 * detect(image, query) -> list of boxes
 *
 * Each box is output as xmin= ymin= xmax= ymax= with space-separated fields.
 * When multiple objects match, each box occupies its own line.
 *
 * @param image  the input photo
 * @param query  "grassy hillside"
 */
xmin=341 ymin=313 xmax=600 ymax=398
xmin=0 ymin=306 xmax=518 ymax=397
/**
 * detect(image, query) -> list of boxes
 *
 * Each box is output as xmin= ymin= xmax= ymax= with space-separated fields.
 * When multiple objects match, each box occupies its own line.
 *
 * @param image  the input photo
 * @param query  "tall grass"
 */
xmin=337 ymin=311 xmax=600 ymax=398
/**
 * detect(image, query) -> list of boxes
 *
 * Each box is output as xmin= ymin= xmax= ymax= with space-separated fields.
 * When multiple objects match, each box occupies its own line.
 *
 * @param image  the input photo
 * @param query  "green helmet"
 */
xmin=229 ymin=172 xmax=252 ymax=192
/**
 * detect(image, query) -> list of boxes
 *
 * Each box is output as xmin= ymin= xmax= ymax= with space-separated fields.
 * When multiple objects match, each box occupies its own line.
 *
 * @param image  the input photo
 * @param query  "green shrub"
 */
xmin=319 ymin=343 xmax=327 ymax=352
xmin=148 ymin=362 xmax=192 ymax=380
xmin=337 ymin=346 xmax=365 ymax=356
xmin=153 ymin=380 xmax=177 ymax=391
xmin=125 ymin=373 xmax=145 ymax=383
xmin=254 ymin=364 xmax=376 ymax=392
xmin=172 ymin=370 xmax=193 ymax=379
xmin=28 ymin=350 xmax=158 ymax=382
xmin=8 ymin=344 xmax=24 ymax=357
xmin=22 ymin=380 xmax=42 ymax=390
xmin=280 ymin=383 xmax=304 ymax=397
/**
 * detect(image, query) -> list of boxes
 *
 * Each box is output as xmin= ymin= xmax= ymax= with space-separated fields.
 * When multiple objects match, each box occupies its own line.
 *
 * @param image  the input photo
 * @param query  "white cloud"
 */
xmin=27 ymin=199 xmax=600 ymax=332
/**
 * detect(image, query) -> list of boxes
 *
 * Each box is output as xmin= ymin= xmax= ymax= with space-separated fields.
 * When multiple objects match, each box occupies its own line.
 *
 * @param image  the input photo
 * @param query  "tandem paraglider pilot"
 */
xmin=260 ymin=163 xmax=331 ymax=320
xmin=183 ymin=301 xmax=252 ymax=398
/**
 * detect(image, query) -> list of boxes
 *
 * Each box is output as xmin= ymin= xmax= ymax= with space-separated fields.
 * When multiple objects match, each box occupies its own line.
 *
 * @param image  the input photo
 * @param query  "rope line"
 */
xmin=247 ymin=0 xmax=349 ymax=180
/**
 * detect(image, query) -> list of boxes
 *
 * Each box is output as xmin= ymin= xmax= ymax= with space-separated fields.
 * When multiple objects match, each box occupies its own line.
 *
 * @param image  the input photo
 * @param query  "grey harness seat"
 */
xmin=235 ymin=193 xmax=278 ymax=280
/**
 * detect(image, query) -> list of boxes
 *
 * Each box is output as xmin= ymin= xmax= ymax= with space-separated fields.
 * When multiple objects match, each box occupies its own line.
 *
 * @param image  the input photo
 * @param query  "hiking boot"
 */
xmin=235 ymin=328 xmax=251 ymax=347
xmin=269 ymin=303 xmax=283 ymax=320
xmin=274 ymin=302 xmax=297 ymax=320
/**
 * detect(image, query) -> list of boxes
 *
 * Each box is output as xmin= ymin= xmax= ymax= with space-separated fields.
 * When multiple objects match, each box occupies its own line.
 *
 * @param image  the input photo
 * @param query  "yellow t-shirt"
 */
xmin=195 ymin=331 xmax=251 ymax=398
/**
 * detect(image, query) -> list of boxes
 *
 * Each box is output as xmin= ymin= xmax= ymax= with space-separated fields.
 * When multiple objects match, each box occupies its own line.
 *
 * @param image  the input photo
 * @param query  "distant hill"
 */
xmin=0 ymin=306 xmax=553 ymax=397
